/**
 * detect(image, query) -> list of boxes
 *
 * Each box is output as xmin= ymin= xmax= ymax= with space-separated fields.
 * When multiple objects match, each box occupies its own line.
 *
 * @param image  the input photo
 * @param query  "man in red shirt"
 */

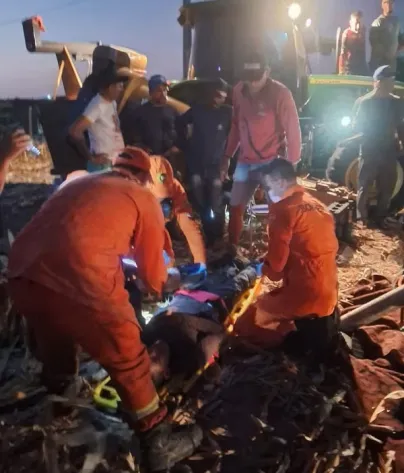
xmin=220 ymin=52 xmax=301 ymax=250
xmin=338 ymin=11 xmax=368 ymax=76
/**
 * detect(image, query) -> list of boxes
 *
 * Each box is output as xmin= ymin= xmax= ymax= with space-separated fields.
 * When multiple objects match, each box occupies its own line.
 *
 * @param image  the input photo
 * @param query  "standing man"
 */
xmin=220 ymin=52 xmax=301 ymax=251
xmin=130 ymin=75 xmax=179 ymax=160
xmin=339 ymin=11 xmax=368 ymax=76
xmin=7 ymin=147 xmax=202 ymax=471
xmin=369 ymin=0 xmax=403 ymax=74
xmin=177 ymin=79 xmax=232 ymax=246
xmin=69 ymin=65 xmax=127 ymax=173
xmin=353 ymin=65 xmax=404 ymax=228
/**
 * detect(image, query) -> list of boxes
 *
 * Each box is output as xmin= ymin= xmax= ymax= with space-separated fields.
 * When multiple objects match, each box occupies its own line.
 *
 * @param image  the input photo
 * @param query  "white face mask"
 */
xmin=269 ymin=189 xmax=282 ymax=203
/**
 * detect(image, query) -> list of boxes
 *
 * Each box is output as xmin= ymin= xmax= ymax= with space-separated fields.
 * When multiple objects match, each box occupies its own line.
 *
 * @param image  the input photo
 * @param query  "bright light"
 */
xmin=305 ymin=18 xmax=312 ymax=28
xmin=210 ymin=209 xmax=215 ymax=219
xmin=46 ymin=94 xmax=52 ymax=100
xmin=122 ymin=258 xmax=137 ymax=268
xmin=341 ymin=116 xmax=351 ymax=127
xmin=288 ymin=3 xmax=302 ymax=21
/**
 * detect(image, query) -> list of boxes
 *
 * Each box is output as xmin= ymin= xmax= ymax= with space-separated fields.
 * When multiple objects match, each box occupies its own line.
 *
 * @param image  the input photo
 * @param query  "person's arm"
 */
xmin=171 ymin=179 xmax=206 ymax=264
xmin=221 ymin=87 xmax=240 ymax=179
xmin=132 ymin=197 xmax=168 ymax=295
xmin=369 ymin=19 xmax=382 ymax=51
xmin=263 ymin=206 xmax=293 ymax=281
xmin=277 ymin=88 xmax=302 ymax=164
xmin=163 ymin=109 xmax=181 ymax=156
xmin=176 ymin=109 xmax=193 ymax=152
xmin=68 ymin=98 xmax=108 ymax=164
xmin=339 ymin=30 xmax=349 ymax=74
xmin=0 ymin=130 xmax=32 ymax=194
xmin=352 ymin=98 xmax=364 ymax=134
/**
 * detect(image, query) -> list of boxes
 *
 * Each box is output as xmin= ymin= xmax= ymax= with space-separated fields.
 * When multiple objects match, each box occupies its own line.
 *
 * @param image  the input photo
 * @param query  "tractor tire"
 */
xmin=326 ymin=144 xmax=359 ymax=186
xmin=389 ymin=155 xmax=404 ymax=211
xmin=344 ymin=157 xmax=404 ymax=206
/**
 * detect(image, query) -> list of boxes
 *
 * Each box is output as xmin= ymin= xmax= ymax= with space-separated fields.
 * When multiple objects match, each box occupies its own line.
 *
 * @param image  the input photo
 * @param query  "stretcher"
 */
xmin=93 ymin=278 xmax=262 ymax=411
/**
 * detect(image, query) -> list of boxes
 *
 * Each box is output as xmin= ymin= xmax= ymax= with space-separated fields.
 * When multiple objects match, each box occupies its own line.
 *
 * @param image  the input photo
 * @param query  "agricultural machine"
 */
xmin=21 ymin=0 xmax=404 ymax=205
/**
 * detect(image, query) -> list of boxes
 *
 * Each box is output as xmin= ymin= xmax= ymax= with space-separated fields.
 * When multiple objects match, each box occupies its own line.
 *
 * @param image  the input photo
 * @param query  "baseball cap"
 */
xmin=148 ymin=74 xmax=170 ymax=92
xmin=373 ymin=65 xmax=396 ymax=81
xmin=114 ymin=147 xmax=151 ymax=173
xmin=240 ymin=51 xmax=269 ymax=81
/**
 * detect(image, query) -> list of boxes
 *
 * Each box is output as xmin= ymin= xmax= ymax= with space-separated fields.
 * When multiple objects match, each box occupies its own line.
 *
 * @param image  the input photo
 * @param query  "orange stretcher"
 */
xmin=93 ymin=278 xmax=262 ymax=411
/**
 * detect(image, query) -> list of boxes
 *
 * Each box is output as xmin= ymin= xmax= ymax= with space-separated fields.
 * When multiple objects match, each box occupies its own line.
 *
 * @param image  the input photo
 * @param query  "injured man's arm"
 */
xmin=141 ymin=263 xmax=258 ymax=385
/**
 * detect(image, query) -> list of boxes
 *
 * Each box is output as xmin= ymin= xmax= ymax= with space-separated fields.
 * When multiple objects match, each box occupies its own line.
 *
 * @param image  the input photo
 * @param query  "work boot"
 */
xmin=139 ymin=419 xmax=203 ymax=472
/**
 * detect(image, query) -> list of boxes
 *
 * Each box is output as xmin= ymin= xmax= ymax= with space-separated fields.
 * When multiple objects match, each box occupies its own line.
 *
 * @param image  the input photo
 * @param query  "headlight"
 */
xmin=341 ymin=116 xmax=351 ymax=127
xmin=288 ymin=3 xmax=302 ymax=21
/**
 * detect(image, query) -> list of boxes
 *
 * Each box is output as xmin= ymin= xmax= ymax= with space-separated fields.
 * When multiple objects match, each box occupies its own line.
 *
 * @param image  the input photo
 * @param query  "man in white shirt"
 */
xmin=69 ymin=65 xmax=127 ymax=172
xmin=369 ymin=0 xmax=404 ymax=73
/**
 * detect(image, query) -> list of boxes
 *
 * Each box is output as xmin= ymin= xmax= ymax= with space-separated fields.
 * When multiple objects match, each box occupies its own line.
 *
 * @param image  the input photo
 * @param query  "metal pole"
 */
xmin=183 ymin=0 xmax=192 ymax=79
xmin=340 ymin=285 xmax=404 ymax=332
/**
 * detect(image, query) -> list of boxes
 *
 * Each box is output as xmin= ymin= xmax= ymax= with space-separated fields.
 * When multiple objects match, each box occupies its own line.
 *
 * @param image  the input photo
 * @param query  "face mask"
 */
xmin=269 ymin=189 xmax=282 ymax=203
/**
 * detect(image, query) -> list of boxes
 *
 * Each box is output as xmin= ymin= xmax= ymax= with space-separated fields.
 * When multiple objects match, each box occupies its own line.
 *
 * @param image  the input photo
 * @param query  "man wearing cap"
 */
xmin=369 ymin=0 xmax=404 ymax=74
xmin=177 ymin=78 xmax=232 ymax=246
xmin=220 ymin=52 xmax=301 ymax=250
xmin=7 ymin=146 xmax=202 ymax=471
xmin=130 ymin=75 xmax=179 ymax=159
xmin=69 ymin=64 xmax=127 ymax=173
xmin=149 ymin=155 xmax=206 ymax=266
xmin=353 ymin=65 xmax=404 ymax=227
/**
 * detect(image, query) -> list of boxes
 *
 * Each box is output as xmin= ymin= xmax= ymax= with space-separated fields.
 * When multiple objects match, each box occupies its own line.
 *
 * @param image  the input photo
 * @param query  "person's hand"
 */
xmin=220 ymin=158 xmax=230 ymax=182
xmin=0 ymin=129 xmax=32 ymax=162
xmin=164 ymin=146 xmax=180 ymax=158
xmin=90 ymin=153 xmax=110 ymax=165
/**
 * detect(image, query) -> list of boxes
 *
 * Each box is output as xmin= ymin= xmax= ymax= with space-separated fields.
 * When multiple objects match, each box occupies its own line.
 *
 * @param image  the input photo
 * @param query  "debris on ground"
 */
xmin=1 ymin=150 xmax=404 ymax=472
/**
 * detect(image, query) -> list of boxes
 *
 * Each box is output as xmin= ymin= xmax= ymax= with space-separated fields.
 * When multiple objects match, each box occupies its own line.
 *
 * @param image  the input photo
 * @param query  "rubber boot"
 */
xmin=139 ymin=419 xmax=203 ymax=472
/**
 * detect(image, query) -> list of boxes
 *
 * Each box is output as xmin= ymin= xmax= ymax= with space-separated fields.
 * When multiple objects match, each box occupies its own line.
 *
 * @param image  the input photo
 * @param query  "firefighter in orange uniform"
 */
xmin=7 ymin=147 xmax=202 ymax=472
xmin=149 ymin=155 xmax=206 ymax=265
xmin=235 ymin=159 xmax=339 ymax=354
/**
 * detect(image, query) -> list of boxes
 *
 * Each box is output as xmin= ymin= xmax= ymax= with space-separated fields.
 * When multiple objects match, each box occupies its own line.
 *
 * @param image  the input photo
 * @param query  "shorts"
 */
xmin=230 ymin=161 xmax=273 ymax=207
xmin=87 ymin=161 xmax=112 ymax=173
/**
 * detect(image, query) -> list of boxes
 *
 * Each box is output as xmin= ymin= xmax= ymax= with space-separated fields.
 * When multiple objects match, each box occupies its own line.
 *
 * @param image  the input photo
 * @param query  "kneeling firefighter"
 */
xmin=234 ymin=159 xmax=339 ymax=358
xmin=149 ymin=155 xmax=207 ymax=267
xmin=7 ymin=147 xmax=202 ymax=471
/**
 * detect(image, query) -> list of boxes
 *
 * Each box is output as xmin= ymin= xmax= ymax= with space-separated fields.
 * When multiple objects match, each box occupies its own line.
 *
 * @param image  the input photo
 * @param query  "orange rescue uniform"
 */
xmin=149 ymin=156 xmax=206 ymax=264
xmin=8 ymin=172 xmax=168 ymax=430
xmin=235 ymin=185 xmax=339 ymax=347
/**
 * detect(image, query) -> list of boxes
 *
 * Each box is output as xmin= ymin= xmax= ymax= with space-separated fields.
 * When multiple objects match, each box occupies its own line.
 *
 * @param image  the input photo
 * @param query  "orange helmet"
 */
xmin=149 ymin=156 xmax=175 ymax=199
xmin=114 ymin=147 xmax=151 ymax=173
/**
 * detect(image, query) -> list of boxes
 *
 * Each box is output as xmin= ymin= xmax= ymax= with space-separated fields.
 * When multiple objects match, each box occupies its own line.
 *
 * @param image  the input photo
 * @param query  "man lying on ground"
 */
xmin=140 ymin=260 xmax=258 ymax=385
xmin=234 ymin=158 xmax=340 ymax=359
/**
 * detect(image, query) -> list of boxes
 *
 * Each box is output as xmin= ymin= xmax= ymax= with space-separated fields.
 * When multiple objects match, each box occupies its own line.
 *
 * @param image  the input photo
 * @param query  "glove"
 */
xmin=178 ymin=263 xmax=207 ymax=287
xmin=163 ymin=250 xmax=172 ymax=266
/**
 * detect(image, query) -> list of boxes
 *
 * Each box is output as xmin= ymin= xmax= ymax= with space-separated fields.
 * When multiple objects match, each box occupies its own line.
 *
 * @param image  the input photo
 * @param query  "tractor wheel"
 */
xmin=344 ymin=158 xmax=404 ymax=205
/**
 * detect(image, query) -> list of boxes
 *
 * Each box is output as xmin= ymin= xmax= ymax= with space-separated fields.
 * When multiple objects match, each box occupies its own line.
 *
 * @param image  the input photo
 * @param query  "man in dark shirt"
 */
xmin=131 ymin=75 xmax=179 ymax=157
xmin=352 ymin=65 xmax=404 ymax=227
xmin=339 ymin=11 xmax=368 ymax=76
xmin=369 ymin=0 xmax=403 ymax=74
xmin=177 ymin=79 xmax=232 ymax=245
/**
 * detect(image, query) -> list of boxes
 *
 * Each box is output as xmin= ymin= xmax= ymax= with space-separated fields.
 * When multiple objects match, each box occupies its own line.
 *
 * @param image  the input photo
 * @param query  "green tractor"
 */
xmin=170 ymin=0 xmax=404 ymax=203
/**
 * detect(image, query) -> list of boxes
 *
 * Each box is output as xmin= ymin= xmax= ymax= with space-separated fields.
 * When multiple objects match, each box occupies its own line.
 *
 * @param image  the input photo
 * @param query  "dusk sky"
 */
xmin=0 ymin=0 xmax=402 ymax=98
